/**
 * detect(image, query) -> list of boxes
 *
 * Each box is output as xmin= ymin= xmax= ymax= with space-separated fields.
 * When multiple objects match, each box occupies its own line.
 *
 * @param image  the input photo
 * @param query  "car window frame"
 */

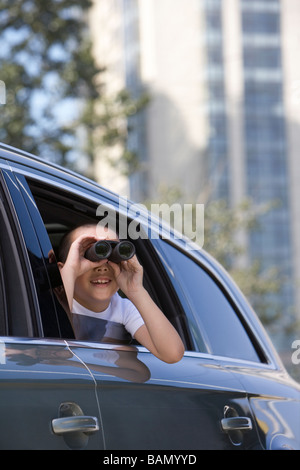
xmin=0 ymin=245 xmax=6 ymax=335
xmin=152 ymin=237 xmax=270 ymax=365
xmin=6 ymin=163 xmax=274 ymax=367
xmin=2 ymin=159 xmax=280 ymax=370
xmin=11 ymin=170 xmax=195 ymax=350
xmin=0 ymin=169 xmax=42 ymax=337
xmin=0 ymin=167 xmax=65 ymax=338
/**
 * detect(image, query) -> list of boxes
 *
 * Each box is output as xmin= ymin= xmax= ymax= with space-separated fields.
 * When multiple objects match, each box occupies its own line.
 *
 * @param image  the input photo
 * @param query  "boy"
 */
xmin=57 ymin=224 xmax=184 ymax=364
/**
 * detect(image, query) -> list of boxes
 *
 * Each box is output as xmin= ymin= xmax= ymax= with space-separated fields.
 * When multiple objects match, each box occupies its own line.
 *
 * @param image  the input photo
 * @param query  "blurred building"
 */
xmin=88 ymin=0 xmax=131 ymax=196
xmin=89 ymin=0 xmax=300 ymax=342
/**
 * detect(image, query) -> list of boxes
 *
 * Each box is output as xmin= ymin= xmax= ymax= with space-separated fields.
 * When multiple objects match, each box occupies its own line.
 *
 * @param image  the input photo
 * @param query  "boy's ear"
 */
xmin=57 ymin=261 xmax=64 ymax=271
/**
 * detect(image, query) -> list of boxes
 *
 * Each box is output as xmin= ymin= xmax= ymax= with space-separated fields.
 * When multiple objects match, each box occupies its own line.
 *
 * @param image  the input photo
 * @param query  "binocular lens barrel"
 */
xmin=85 ymin=241 xmax=112 ymax=262
xmin=94 ymin=241 xmax=112 ymax=258
xmin=118 ymin=242 xmax=134 ymax=258
xmin=85 ymin=240 xmax=135 ymax=263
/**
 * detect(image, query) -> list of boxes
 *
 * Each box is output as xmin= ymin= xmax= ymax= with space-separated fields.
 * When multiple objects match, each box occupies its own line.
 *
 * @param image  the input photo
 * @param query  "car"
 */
xmin=0 ymin=141 xmax=299 ymax=451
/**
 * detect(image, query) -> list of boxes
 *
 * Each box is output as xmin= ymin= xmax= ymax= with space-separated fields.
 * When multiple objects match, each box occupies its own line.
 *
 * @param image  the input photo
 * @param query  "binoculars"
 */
xmin=85 ymin=240 xmax=135 ymax=264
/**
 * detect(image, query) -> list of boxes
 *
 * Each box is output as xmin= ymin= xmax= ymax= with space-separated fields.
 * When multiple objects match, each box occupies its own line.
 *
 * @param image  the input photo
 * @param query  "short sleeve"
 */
xmin=112 ymin=295 xmax=144 ymax=337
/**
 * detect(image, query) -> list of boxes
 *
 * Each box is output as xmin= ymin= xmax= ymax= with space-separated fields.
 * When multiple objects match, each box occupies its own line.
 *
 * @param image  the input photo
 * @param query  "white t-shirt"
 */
xmin=71 ymin=293 xmax=144 ymax=342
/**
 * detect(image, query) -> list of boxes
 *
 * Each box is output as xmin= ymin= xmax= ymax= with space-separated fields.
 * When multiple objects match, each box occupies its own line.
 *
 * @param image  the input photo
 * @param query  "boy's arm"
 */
xmin=131 ymin=289 xmax=185 ymax=364
xmin=109 ymin=257 xmax=185 ymax=364
xmin=58 ymin=263 xmax=77 ymax=312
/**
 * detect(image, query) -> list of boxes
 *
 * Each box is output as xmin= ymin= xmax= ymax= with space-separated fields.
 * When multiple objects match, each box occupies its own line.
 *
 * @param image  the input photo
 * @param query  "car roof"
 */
xmin=0 ymin=141 xmax=119 ymax=201
xmin=0 ymin=142 xmax=197 ymax=248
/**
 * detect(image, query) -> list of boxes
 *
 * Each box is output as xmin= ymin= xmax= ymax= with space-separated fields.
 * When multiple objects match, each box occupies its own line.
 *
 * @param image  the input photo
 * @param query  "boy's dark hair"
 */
xmin=57 ymin=224 xmax=97 ymax=263
xmin=57 ymin=230 xmax=73 ymax=263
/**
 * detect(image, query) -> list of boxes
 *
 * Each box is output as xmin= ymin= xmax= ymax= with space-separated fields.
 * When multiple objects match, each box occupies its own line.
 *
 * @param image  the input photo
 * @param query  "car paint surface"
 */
xmin=0 ymin=338 xmax=104 ymax=449
xmin=0 ymin=142 xmax=299 ymax=450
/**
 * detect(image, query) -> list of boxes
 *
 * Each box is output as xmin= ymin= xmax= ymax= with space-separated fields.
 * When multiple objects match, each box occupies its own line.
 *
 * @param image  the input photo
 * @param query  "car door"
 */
xmin=0 ymin=338 xmax=103 ymax=450
xmin=68 ymin=234 xmax=264 ymax=450
xmin=152 ymin=238 xmax=300 ymax=450
xmin=10 ymin=171 xmax=264 ymax=450
xmin=68 ymin=341 xmax=262 ymax=450
xmin=0 ymin=165 xmax=104 ymax=450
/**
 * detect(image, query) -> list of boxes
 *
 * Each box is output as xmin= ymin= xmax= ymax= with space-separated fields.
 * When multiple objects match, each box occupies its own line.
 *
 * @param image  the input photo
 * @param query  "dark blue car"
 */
xmin=0 ymin=142 xmax=299 ymax=450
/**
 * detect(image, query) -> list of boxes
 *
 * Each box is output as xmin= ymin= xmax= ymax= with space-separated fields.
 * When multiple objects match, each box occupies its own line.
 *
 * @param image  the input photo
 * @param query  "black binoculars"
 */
xmin=85 ymin=240 xmax=135 ymax=264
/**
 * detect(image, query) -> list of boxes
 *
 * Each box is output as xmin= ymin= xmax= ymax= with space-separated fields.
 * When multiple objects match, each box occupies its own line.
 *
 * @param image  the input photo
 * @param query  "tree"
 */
xmin=146 ymin=185 xmax=290 ymax=332
xmin=0 ymin=0 xmax=148 ymax=177
xmin=203 ymin=199 xmax=283 ymax=329
xmin=0 ymin=1 xmax=94 ymax=162
xmin=73 ymin=88 xmax=150 ymax=178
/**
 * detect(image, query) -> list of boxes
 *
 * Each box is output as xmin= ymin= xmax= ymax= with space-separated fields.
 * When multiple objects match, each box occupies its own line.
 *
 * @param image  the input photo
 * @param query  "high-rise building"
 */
xmin=89 ymin=0 xmax=300 ymax=349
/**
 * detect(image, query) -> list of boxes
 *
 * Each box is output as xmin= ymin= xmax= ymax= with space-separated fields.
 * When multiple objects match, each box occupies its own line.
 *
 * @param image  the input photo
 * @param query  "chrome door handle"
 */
xmin=52 ymin=415 xmax=99 ymax=435
xmin=221 ymin=416 xmax=252 ymax=432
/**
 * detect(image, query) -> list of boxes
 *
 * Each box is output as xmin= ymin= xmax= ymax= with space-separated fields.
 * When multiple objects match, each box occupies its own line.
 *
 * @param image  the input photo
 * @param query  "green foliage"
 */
xmin=0 ymin=0 xmax=148 ymax=176
xmin=147 ymin=186 xmax=291 ymax=331
xmin=203 ymin=199 xmax=282 ymax=328
xmin=0 ymin=59 xmax=36 ymax=151
xmin=0 ymin=0 xmax=97 ymax=162
xmin=203 ymin=199 xmax=258 ymax=267
xmin=89 ymin=89 xmax=150 ymax=176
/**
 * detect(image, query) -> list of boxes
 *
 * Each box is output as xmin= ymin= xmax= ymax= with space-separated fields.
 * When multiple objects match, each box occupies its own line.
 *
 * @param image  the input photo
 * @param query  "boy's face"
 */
xmin=71 ymin=225 xmax=120 ymax=312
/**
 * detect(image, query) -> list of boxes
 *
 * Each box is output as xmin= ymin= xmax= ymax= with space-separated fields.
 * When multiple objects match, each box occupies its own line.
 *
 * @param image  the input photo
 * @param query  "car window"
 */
xmin=21 ymin=177 xmax=189 ymax=347
xmin=157 ymin=240 xmax=261 ymax=363
xmin=0 ymin=252 xmax=6 ymax=336
xmin=0 ymin=184 xmax=34 ymax=337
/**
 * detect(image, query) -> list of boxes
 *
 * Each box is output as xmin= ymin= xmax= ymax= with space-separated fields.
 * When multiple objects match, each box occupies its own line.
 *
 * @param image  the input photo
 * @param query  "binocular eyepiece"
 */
xmin=85 ymin=240 xmax=135 ymax=264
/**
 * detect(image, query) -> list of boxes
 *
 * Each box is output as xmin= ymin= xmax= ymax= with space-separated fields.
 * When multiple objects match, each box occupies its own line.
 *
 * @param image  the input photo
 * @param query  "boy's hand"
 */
xmin=62 ymin=234 xmax=107 ymax=277
xmin=108 ymin=256 xmax=144 ymax=300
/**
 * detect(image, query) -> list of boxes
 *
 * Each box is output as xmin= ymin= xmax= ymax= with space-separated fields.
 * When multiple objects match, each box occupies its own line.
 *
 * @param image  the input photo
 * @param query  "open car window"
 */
xmin=22 ymin=176 xmax=191 ymax=349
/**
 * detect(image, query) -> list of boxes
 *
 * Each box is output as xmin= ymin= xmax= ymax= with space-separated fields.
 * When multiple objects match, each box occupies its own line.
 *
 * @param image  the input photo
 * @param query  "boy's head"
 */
xmin=58 ymin=224 xmax=119 ymax=263
xmin=58 ymin=223 xmax=120 ymax=312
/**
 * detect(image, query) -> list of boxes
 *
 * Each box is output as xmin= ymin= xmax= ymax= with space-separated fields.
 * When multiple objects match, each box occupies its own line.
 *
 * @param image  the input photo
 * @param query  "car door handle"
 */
xmin=221 ymin=416 xmax=252 ymax=432
xmin=52 ymin=415 xmax=99 ymax=435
